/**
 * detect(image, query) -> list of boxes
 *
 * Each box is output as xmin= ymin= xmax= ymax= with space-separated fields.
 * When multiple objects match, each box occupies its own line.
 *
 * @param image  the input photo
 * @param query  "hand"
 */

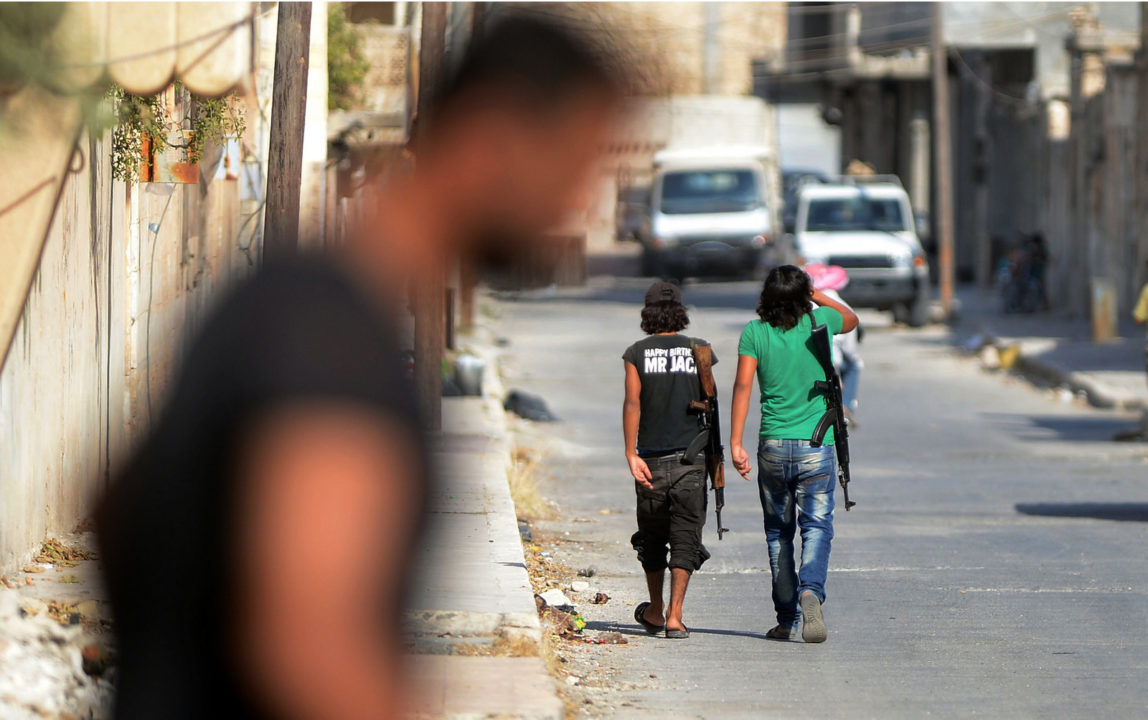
xmin=627 ymin=454 xmax=654 ymax=489
xmin=731 ymin=444 xmax=752 ymax=480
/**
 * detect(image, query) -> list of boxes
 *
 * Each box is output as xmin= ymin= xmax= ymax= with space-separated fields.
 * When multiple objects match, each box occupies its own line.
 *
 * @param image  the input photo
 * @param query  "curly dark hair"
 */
xmin=641 ymin=301 xmax=690 ymax=334
xmin=756 ymin=265 xmax=813 ymax=330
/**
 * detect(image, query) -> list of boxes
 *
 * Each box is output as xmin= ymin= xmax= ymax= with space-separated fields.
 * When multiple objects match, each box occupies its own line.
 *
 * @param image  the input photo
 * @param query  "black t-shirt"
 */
xmin=622 ymin=334 xmax=717 ymax=456
xmin=97 ymin=258 xmax=426 ymax=720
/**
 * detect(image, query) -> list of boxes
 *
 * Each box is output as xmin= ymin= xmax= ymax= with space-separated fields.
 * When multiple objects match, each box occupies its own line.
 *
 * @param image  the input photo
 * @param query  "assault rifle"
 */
xmin=809 ymin=324 xmax=856 ymax=511
xmin=684 ymin=342 xmax=729 ymax=539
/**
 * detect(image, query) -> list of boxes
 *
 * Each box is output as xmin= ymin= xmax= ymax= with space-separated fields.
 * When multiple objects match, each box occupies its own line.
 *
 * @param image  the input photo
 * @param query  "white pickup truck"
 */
xmin=793 ymin=177 xmax=931 ymax=327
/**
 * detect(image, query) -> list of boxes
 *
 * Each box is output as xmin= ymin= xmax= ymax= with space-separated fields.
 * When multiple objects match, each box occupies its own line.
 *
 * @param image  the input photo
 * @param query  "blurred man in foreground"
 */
xmin=97 ymin=15 xmax=621 ymax=720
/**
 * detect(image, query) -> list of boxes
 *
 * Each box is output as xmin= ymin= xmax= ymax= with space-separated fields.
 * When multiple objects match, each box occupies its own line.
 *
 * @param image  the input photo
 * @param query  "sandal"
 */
xmin=634 ymin=602 xmax=665 ymax=633
xmin=665 ymin=625 xmax=690 ymax=639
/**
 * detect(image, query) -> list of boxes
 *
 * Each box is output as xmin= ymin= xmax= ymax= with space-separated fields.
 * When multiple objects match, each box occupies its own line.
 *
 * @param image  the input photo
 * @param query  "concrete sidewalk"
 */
xmin=404 ymin=355 xmax=561 ymax=719
xmin=951 ymin=287 xmax=1147 ymax=412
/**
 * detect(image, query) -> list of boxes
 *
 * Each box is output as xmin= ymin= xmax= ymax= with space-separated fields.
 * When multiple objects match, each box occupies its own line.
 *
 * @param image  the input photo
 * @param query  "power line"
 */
xmin=786 ymin=4 xmax=853 ymax=17
xmin=765 ymin=7 xmax=1077 ymax=77
xmin=950 ymin=48 xmax=1036 ymax=111
xmin=56 ymin=13 xmax=253 ymax=70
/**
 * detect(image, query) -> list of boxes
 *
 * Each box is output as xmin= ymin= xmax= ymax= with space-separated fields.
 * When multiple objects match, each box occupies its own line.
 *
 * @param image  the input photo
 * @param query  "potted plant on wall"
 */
xmin=109 ymin=83 xmax=245 ymax=184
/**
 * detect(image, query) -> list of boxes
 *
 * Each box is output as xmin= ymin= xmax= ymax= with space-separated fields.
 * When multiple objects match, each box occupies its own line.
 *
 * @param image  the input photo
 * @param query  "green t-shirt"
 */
xmin=738 ymin=307 xmax=844 ymax=444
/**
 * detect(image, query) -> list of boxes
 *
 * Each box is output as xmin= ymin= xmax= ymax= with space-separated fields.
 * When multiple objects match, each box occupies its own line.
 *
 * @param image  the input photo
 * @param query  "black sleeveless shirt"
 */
xmin=97 ymin=258 xmax=426 ymax=719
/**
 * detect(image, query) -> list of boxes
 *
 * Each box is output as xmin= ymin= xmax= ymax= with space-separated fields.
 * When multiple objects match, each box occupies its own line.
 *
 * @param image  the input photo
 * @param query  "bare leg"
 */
xmin=665 ymin=567 xmax=691 ymax=632
xmin=642 ymin=570 xmax=666 ymax=626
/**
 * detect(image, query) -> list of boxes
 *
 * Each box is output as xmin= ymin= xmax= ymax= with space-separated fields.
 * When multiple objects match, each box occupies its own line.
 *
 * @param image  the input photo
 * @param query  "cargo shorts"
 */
xmin=630 ymin=452 xmax=710 ymax=573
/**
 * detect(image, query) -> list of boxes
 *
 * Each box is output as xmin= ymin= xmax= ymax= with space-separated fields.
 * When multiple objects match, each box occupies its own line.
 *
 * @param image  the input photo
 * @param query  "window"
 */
xmin=805 ymin=196 xmax=907 ymax=232
xmin=659 ymin=169 xmax=760 ymax=215
xmin=347 ymin=2 xmax=396 ymax=25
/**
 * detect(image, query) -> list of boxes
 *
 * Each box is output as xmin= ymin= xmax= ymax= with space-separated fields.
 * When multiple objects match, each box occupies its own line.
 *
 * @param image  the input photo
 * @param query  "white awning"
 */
xmin=0 ymin=2 xmax=255 ymax=367
xmin=51 ymin=1 xmax=254 ymax=97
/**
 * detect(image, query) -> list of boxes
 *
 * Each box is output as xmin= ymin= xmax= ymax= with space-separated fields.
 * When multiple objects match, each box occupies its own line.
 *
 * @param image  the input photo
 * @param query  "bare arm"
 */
xmin=812 ymin=289 xmax=859 ymax=333
xmin=623 ymin=361 xmax=653 ymax=489
xmin=729 ymin=354 xmax=758 ymax=481
xmin=234 ymin=404 xmax=420 ymax=720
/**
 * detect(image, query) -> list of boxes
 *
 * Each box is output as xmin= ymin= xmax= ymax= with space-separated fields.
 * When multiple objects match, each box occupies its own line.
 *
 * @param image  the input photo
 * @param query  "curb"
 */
xmin=965 ymin=329 xmax=1143 ymax=412
xmin=403 ymin=305 xmax=563 ymax=720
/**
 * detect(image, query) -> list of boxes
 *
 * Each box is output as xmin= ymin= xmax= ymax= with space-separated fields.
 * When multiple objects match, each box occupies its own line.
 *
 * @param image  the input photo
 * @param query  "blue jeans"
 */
xmin=838 ymin=355 xmax=861 ymax=411
xmin=756 ymin=439 xmax=836 ymax=630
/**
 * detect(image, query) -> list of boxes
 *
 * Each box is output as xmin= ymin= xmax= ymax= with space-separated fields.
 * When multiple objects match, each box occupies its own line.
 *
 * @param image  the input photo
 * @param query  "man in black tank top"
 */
xmin=622 ymin=282 xmax=715 ymax=639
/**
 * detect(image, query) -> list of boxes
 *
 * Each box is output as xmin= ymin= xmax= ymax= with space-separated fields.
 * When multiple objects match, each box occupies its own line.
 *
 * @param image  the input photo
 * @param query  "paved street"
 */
xmin=493 ymin=273 xmax=1148 ymax=718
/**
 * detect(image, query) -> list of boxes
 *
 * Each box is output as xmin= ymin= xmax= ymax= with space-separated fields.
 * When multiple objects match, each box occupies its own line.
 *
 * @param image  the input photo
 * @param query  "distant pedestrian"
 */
xmin=622 ymin=282 xmax=714 ymax=639
xmin=729 ymin=265 xmax=858 ymax=643
xmin=806 ymin=264 xmax=863 ymax=423
xmin=97 ymin=15 xmax=623 ymax=720
xmin=1133 ymin=260 xmax=1148 ymax=387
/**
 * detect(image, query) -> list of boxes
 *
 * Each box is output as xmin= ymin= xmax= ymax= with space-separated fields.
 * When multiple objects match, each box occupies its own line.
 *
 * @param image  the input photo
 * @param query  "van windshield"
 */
xmin=660 ymin=169 xmax=760 ymax=214
xmin=805 ymin=196 xmax=907 ymax=232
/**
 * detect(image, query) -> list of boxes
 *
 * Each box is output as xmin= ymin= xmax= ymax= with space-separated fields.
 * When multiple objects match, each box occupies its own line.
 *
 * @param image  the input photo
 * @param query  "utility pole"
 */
xmin=413 ymin=1 xmax=448 ymax=431
xmin=264 ymin=2 xmax=312 ymax=257
xmin=1136 ymin=4 xmax=1148 ymax=289
xmin=973 ymin=53 xmax=993 ymax=290
xmin=457 ymin=2 xmax=486 ymax=334
xmin=931 ymin=3 xmax=955 ymax=318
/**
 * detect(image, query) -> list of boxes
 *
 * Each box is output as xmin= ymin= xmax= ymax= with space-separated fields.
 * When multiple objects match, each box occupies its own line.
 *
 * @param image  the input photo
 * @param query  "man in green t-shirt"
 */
xmin=729 ymin=265 xmax=858 ymax=643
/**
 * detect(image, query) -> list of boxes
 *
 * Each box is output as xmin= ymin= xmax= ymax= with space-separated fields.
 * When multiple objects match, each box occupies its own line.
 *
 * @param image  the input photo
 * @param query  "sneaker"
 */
xmin=765 ymin=624 xmax=797 ymax=640
xmin=843 ymin=407 xmax=859 ymax=429
xmin=800 ymin=591 xmax=827 ymax=643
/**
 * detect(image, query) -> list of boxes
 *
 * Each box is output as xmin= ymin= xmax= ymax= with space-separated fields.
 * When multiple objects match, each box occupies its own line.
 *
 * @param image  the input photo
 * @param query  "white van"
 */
xmin=640 ymin=146 xmax=775 ymax=279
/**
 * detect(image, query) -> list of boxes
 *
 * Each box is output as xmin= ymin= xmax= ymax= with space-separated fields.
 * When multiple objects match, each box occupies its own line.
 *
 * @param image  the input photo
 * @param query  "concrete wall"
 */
xmin=518 ymin=2 xmax=787 ymax=97
xmin=776 ymin=104 xmax=841 ymax=177
xmin=835 ymin=80 xmax=931 ymax=208
xmin=301 ymin=1 xmax=330 ymax=246
xmin=0 ymin=133 xmax=118 ymax=572
xmin=359 ymin=24 xmax=411 ymax=118
xmin=943 ymin=2 xmax=1139 ymax=99
xmin=0 ymin=130 xmax=257 ymax=573
xmin=0 ymin=1 xmax=342 ymax=571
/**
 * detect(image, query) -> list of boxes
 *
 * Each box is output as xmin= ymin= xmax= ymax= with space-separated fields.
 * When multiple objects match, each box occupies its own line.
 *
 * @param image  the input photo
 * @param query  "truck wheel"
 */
xmin=743 ymin=249 xmax=766 ymax=280
xmin=892 ymin=303 xmax=910 ymax=325
xmin=907 ymin=279 xmax=931 ymax=328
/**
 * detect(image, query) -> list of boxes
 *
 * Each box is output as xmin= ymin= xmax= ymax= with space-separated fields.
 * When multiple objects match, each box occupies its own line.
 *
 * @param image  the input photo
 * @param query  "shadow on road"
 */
xmin=584 ymin=619 xmax=769 ymax=641
xmin=1015 ymin=503 xmax=1148 ymax=523
xmin=980 ymin=412 xmax=1136 ymax=442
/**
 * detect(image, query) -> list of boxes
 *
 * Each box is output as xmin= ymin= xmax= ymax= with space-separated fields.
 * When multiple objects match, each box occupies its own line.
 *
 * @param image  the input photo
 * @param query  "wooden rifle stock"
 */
xmin=691 ymin=342 xmax=728 ymax=538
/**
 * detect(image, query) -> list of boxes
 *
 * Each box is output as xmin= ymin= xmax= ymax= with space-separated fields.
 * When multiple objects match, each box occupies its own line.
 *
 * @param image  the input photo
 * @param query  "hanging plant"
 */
xmin=180 ymin=83 xmax=247 ymax=164
xmin=107 ymin=83 xmax=246 ymax=182
xmin=107 ymin=85 xmax=165 ymax=182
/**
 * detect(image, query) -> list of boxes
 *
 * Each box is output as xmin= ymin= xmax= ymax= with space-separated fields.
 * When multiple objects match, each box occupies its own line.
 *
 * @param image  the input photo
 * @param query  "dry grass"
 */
xmin=451 ymin=632 xmax=541 ymax=658
xmin=508 ymin=447 xmax=556 ymax=522
xmin=34 ymin=538 xmax=92 ymax=567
